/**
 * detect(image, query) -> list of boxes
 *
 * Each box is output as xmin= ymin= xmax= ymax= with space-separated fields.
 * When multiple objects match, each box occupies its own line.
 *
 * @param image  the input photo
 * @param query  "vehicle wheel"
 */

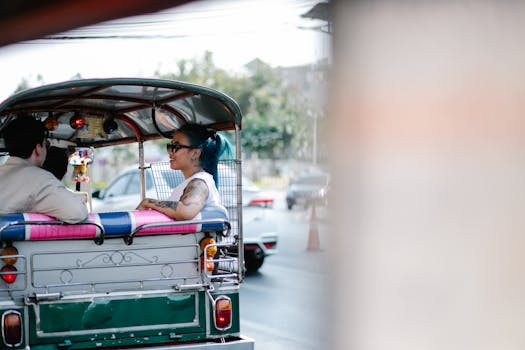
xmin=287 ymin=200 xmax=294 ymax=210
xmin=244 ymin=248 xmax=265 ymax=273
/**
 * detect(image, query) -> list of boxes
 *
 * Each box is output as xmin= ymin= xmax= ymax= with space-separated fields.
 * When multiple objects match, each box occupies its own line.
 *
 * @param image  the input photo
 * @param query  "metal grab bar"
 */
xmin=202 ymin=242 xmax=239 ymax=279
xmin=124 ymin=219 xmax=231 ymax=245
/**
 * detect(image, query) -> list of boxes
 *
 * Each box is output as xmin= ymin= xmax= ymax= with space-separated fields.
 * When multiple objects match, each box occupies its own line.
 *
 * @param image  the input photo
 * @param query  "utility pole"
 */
xmin=308 ymin=108 xmax=318 ymax=165
xmin=313 ymin=110 xmax=318 ymax=166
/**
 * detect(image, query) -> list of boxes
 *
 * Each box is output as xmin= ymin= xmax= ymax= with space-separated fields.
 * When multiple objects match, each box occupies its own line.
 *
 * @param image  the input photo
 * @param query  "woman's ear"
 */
xmin=192 ymin=148 xmax=202 ymax=160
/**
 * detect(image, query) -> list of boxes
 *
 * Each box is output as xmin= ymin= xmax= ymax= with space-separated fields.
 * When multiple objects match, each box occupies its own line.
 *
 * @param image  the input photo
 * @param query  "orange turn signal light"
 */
xmin=200 ymin=255 xmax=215 ymax=273
xmin=44 ymin=115 xmax=59 ymax=131
xmin=1 ymin=246 xmax=18 ymax=266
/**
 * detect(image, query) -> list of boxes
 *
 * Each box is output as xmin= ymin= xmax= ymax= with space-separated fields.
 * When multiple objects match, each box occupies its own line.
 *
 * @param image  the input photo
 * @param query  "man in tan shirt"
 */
xmin=0 ymin=115 xmax=88 ymax=223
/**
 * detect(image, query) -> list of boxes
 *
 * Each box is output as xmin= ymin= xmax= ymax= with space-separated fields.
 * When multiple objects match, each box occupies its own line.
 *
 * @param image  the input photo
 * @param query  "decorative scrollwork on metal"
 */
xmin=76 ymin=251 xmax=159 ymax=267
xmin=59 ymin=269 xmax=74 ymax=284
xmin=160 ymin=264 xmax=174 ymax=278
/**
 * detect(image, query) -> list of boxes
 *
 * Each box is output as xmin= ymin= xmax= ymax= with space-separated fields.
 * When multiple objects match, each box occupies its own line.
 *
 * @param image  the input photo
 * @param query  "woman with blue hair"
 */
xmin=136 ymin=123 xmax=232 ymax=220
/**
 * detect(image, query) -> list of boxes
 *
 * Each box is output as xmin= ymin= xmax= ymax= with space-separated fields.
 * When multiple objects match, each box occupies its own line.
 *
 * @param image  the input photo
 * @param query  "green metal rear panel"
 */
xmin=40 ymin=294 xmax=196 ymax=332
xmin=209 ymin=292 xmax=241 ymax=337
xmin=26 ymin=291 xmax=240 ymax=349
xmin=28 ymin=293 xmax=206 ymax=349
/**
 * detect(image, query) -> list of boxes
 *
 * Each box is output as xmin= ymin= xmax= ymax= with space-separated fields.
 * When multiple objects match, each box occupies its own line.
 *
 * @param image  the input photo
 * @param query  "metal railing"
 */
xmin=150 ymin=159 xmax=242 ymax=278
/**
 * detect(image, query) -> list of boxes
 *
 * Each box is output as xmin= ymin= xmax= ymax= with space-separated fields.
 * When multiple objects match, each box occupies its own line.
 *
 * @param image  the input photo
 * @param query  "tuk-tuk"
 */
xmin=0 ymin=78 xmax=254 ymax=349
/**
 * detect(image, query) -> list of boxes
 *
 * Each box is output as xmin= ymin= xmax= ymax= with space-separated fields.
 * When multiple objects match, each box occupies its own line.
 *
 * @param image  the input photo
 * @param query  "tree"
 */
xmin=13 ymin=74 xmax=45 ymax=94
xmin=11 ymin=52 xmax=324 ymax=163
xmin=12 ymin=73 xmax=82 ymax=95
xmin=13 ymin=77 xmax=31 ymax=94
xmin=155 ymin=52 xmax=313 ymax=161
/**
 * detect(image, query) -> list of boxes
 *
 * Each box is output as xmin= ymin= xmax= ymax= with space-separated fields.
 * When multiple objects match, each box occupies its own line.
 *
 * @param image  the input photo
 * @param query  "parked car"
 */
xmin=92 ymin=162 xmax=277 ymax=273
xmin=286 ymin=172 xmax=330 ymax=210
xmin=91 ymin=165 xmax=164 ymax=213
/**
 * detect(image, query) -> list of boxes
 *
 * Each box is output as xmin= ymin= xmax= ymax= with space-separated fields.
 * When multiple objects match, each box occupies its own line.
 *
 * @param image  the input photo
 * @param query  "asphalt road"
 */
xmin=240 ymin=192 xmax=331 ymax=350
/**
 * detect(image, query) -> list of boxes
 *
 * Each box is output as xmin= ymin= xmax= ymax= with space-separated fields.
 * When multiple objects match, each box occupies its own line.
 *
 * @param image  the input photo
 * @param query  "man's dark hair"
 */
xmin=42 ymin=146 xmax=69 ymax=180
xmin=2 ymin=115 xmax=47 ymax=158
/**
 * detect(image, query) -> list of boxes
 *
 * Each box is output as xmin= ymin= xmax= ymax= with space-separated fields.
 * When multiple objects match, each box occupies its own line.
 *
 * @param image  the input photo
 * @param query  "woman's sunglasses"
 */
xmin=166 ymin=142 xmax=195 ymax=153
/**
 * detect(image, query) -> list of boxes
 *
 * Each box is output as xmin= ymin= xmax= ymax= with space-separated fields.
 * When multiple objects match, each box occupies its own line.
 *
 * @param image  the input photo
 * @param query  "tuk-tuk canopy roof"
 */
xmin=0 ymin=78 xmax=242 ymax=148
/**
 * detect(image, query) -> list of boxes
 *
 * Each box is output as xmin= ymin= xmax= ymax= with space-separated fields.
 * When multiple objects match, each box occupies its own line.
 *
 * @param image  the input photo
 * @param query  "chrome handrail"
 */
xmin=124 ymin=219 xmax=231 ymax=245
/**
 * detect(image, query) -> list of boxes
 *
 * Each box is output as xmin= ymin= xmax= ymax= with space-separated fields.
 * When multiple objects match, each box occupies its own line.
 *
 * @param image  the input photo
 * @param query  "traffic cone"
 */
xmin=307 ymin=204 xmax=321 ymax=251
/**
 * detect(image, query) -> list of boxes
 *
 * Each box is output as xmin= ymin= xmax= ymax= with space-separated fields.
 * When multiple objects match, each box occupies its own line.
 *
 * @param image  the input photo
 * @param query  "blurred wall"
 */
xmin=329 ymin=1 xmax=525 ymax=349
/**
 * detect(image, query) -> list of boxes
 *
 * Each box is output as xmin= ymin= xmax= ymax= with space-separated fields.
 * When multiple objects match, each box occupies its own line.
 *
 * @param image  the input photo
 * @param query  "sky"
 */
xmin=0 ymin=0 xmax=330 ymax=101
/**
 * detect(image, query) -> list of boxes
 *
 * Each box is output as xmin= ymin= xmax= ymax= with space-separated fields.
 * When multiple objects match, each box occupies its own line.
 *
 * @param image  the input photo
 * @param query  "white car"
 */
xmin=92 ymin=163 xmax=277 ymax=273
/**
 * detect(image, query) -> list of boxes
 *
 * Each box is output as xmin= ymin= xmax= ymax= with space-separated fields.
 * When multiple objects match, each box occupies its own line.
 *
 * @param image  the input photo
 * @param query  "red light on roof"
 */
xmin=69 ymin=115 xmax=85 ymax=129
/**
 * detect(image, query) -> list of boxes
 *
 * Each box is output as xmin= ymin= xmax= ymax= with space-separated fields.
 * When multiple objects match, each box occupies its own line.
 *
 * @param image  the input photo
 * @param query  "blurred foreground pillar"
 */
xmin=329 ymin=1 xmax=525 ymax=349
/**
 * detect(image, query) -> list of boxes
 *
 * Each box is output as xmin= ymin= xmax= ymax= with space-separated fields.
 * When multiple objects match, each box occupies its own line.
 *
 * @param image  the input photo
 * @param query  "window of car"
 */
xmin=105 ymin=172 xmax=133 ymax=197
xmin=124 ymin=170 xmax=155 ymax=195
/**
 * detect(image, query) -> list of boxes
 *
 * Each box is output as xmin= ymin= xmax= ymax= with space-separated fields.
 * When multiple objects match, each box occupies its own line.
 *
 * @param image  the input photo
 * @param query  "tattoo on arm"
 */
xmin=147 ymin=198 xmax=179 ymax=210
xmin=143 ymin=179 xmax=207 ymax=214
xmin=180 ymin=179 xmax=208 ymax=208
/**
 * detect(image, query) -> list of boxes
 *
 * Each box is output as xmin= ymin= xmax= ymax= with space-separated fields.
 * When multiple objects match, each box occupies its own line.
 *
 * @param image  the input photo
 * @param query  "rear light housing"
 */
xmin=2 ymin=310 xmax=23 ymax=348
xmin=69 ymin=114 xmax=86 ymax=129
xmin=0 ymin=266 xmax=17 ymax=284
xmin=200 ymin=255 xmax=215 ymax=273
xmin=1 ymin=246 xmax=19 ymax=284
xmin=264 ymin=241 xmax=277 ymax=249
xmin=1 ymin=246 xmax=18 ymax=266
xmin=44 ymin=114 xmax=59 ymax=131
xmin=213 ymin=296 xmax=232 ymax=330
xmin=199 ymin=237 xmax=217 ymax=257
xmin=248 ymin=197 xmax=274 ymax=208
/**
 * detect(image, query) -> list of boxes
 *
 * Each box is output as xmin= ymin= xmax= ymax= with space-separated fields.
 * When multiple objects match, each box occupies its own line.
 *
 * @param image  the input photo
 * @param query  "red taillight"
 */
xmin=0 ymin=266 xmax=17 ymax=284
xmin=2 ymin=310 xmax=22 ymax=347
xmin=69 ymin=115 xmax=85 ymax=129
xmin=214 ymin=296 xmax=232 ymax=330
xmin=248 ymin=197 xmax=274 ymax=208
xmin=264 ymin=242 xmax=277 ymax=249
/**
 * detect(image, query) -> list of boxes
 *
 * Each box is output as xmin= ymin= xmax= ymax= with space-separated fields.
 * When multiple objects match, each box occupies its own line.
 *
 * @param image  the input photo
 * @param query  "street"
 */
xmin=240 ymin=192 xmax=331 ymax=350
